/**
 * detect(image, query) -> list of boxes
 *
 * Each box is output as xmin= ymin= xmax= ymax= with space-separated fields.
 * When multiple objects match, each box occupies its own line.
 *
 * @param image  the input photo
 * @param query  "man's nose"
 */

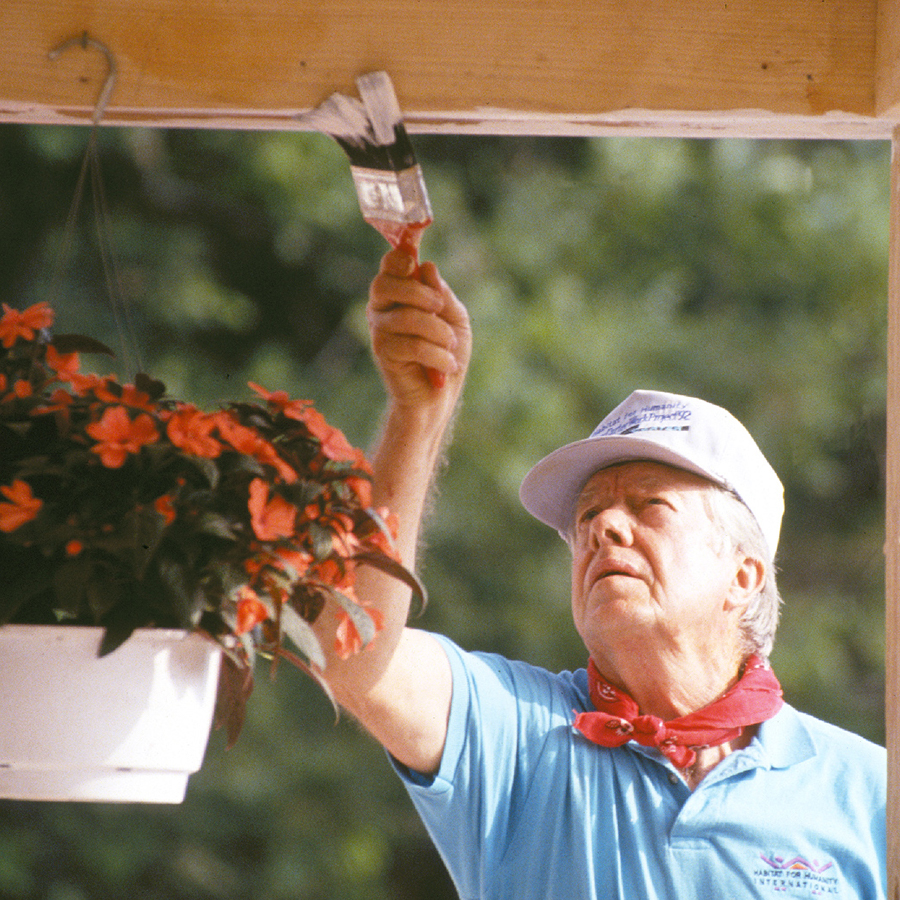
xmin=589 ymin=505 xmax=633 ymax=548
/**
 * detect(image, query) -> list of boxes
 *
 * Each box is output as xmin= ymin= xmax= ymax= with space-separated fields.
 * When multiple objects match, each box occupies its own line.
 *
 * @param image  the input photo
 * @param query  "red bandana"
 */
xmin=573 ymin=655 xmax=783 ymax=768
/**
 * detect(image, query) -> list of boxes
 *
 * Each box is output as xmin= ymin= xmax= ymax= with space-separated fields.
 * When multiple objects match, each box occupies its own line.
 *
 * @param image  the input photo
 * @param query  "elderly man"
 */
xmin=320 ymin=249 xmax=886 ymax=899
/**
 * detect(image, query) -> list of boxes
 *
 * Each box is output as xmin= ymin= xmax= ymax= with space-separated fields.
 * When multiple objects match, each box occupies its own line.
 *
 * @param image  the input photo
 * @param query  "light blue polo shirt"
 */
xmin=392 ymin=635 xmax=886 ymax=900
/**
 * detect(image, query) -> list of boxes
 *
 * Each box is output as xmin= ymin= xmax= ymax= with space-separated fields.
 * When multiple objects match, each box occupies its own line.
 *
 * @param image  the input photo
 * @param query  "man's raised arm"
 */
xmin=316 ymin=248 xmax=471 ymax=774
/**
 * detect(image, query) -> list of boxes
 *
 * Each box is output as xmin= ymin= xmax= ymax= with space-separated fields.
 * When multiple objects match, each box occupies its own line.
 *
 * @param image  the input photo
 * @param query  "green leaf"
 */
xmin=0 ymin=565 xmax=53 ymax=623
xmin=125 ymin=505 xmax=168 ymax=579
xmin=283 ymin=479 xmax=325 ymax=508
xmin=353 ymin=550 xmax=428 ymax=616
xmin=281 ymin=603 xmax=326 ymax=670
xmin=213 ymin=651 xmax=254 ymax=750
xmin=86 ymin=571 xmax=124 ymax=622
xmin=193 ymin=511 xmax=238 ymax=541
xmin=158 ymin=557 xmax=209 ymax=627
xmin=50 ymin=334 xmax=115 ymax=356
xmin=97 ymin=600 xmax=151 ymax=656
xmin=184 ymin=455 xmax=220 ymax=489
xmin=134 ymin=372 xmax=167 ymax=399
xmin=221 ymin=453 xmax=266 ymax=480
xmin=326 ymin=587 xmax=377 ymax=647
xmin=307 ymin=522 xmax=334 ymax=559
xmin=52 ymin=558 xmax=92 ymax=619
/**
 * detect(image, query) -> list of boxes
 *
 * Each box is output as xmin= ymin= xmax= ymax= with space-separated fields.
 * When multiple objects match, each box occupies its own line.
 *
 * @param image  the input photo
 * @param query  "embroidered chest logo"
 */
xmin=752 ymin=853 xmax=840 ymax=896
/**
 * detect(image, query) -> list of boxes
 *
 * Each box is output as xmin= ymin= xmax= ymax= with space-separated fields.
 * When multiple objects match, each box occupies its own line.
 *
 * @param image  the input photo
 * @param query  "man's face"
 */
xmin=570 ymin=460 xmax=747 ymax=664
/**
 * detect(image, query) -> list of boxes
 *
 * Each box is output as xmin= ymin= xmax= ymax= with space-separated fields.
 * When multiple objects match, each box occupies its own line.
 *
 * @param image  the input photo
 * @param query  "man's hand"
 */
xmin=367 ymin=248 xmax=471 ymax=413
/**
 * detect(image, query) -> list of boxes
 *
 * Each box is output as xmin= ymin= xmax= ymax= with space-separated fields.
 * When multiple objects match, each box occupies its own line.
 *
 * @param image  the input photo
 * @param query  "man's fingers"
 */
xmin=373 ymin=331 xmax=460 ymax=377
xmin=369 ymin=271 xmax=445 ymax=315
xmin=368 ymin=249 xmax=471 ymax=398
xmin=417 ymin=261 xmax=470 ymax=330
xmin=371 ymin=305 xmax=458 ymax=355
xmin=379 ymin=248 xmax=418 ymax=278
xmin=417 ymin=261 xmax=442 ymax=290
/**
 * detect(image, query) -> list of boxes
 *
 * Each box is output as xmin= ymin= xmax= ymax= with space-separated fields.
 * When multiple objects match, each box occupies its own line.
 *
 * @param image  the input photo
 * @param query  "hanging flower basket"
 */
xmin=0 ymin=626 xmax=220 ymax=803
xmin=0 ymin=301 xmax=423 ymax=802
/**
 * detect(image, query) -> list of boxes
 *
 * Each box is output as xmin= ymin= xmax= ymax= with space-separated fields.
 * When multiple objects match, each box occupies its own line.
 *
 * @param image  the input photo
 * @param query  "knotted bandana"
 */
xmin=573 ymin=655 xmax=783 ymax=768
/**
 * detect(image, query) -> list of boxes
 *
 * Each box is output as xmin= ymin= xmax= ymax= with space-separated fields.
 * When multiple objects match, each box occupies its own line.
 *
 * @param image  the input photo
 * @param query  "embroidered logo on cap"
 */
xmin=591 ymin=400 xmax=692 ymax=439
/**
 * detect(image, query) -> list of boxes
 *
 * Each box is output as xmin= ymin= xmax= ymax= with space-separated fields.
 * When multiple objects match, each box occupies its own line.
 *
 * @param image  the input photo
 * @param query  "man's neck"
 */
xmin=590 ymin=641 xmax=745 ymax=722
xmin=590 ymin=640 xmax=752 ymax=787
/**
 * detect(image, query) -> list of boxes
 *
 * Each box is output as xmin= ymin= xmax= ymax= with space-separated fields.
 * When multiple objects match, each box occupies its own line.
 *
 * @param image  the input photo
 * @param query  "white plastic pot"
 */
xmin=0 ymin=625 xmax=221 ymax=804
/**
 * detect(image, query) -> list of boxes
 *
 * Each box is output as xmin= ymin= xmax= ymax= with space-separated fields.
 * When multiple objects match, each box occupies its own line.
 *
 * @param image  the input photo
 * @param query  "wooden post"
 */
xmin=888 ymin=125 xmax=900 ymax=899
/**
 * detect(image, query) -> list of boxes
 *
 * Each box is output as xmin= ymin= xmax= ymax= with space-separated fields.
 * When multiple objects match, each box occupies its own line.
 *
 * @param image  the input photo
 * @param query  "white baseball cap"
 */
xmin=519 ymin=390 xmax=784 ymax=558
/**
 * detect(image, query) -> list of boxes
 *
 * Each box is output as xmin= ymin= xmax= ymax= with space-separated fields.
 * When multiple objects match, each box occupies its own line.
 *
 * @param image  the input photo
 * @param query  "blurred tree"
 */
xmin=0 ymin=124 xmax=888 ymax=899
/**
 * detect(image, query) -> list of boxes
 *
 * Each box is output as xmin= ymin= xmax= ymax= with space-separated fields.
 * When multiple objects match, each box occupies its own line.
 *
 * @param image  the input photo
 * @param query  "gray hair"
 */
xmin=703 ymin=486 xmax=782 ymax=660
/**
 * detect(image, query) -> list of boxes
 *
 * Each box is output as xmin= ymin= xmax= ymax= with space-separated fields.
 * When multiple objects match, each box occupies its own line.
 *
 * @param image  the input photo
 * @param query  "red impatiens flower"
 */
xmin=2 ymin=379 xmax=33 ymax=403
xmin=85 ymin=405 xmax=159 ymax=468
xmin=235 ymin=587 xmax=269 ymax=635
xmin=45 ymin=345 xmax=80 ymax=383
xmin=0 ymin=479 xmax=43 ymax=532
xmin=69 ymin=372 xmax=108 ymax=397
xmin=215 ymin=411 xmax=297 ymax=483
xmin=345 ymin=461 xmax=373 ymax=507
xmin=0 ymin=302 xmax=53 ymax=349
xmin=166 ymin=406 xmax=222 ymax=458
xmin=32 ymin=387 xmax=74 ymax=417
xmin=249 ymin=382 xmax=313 ymax=422
xmin=363 ymin=507 xmax=402 ymax=560
xmin=312 ymin=557 xmax=355 ymax=593
xmin=119 ymin=384 xmax=155 ymax=412
xmin=214 ymin=412 xmax=263 ymax=455
xmin=248 ymin=478 xmax=297 ymax=541
xmin=334 ymin=607 xmax=384 ymax=660
xmin=301 ymin=405 xmax=358 ymax=462
xmin=272 ymin=545 xmax=313 ymax=579
xmin=154 ymin=493 xmax=177 ymax=526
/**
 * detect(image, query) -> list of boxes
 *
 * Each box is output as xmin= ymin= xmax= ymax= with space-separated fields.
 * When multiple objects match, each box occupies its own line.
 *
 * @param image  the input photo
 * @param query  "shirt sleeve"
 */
xmin=390 ymin=634 xmax=585 ymax=899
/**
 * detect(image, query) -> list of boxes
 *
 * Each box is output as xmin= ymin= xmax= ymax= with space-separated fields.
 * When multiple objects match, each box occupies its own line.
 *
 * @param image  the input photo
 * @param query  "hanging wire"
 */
xmin=47 ymin=32 xmax=143 ymax=376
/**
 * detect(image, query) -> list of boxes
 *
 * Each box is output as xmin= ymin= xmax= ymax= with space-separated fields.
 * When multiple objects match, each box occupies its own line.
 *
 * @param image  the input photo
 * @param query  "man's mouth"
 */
xmin=592 ymin=560 xmax=643 ymax=581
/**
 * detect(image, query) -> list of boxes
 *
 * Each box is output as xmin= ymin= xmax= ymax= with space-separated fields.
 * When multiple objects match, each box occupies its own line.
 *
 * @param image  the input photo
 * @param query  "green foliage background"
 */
xmin=0 ymin=125 xmax=889 ymax=899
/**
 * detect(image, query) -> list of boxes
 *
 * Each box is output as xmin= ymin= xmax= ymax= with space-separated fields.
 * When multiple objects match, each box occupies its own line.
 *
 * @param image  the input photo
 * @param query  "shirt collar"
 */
xmin=753 ymin=702 xmax=816 ymax=769
xmin=622 ymin=704 xmax=815 ymax=782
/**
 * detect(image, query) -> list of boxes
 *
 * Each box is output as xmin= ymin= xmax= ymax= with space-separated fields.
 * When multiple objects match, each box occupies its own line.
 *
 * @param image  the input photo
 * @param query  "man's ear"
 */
xmin=725 ymin=554 xmax=766 ymax=611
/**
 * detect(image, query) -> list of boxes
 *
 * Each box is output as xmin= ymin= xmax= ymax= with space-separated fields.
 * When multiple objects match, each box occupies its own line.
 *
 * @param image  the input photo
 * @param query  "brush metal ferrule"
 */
xmin=350 ymin=164 xmax=432 ymax=224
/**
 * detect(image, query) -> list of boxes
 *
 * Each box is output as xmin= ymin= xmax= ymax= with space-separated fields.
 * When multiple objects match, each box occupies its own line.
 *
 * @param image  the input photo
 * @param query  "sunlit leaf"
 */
xmin=281 ymin=602 xmax=326 ymax=670
xmin=354 ymin=549 xmax=427 ymax=616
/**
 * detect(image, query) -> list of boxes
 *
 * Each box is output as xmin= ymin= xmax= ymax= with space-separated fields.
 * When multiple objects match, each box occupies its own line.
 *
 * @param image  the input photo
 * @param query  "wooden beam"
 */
xmin=0 ymin=0 xmax=890 ymax=138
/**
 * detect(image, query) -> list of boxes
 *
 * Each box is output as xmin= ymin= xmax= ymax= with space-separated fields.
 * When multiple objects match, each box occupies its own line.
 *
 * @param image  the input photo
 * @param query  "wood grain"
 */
xmin=0 ymin=0 xmax=885 ymax=136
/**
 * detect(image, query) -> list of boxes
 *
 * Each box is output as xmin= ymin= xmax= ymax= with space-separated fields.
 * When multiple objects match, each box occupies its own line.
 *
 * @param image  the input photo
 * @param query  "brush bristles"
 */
xmin=298 ymin=72 xmax=417 ymax=171
xmin=356 ymin=72 xmax=403 ymax=144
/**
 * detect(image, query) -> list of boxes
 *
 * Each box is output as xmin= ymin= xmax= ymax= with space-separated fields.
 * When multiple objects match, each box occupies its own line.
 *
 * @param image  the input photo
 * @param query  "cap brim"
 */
xmin=519 ymin=435 xmax=726 ymax=535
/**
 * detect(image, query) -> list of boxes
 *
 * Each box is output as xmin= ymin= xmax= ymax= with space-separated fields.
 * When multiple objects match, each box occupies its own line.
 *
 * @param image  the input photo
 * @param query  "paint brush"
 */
xmin=298 ymin=72 xmax=444 ymax=388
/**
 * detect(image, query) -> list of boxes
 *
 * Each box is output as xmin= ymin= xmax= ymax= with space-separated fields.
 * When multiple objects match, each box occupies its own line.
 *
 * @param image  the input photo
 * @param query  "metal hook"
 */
xmin=48 ymin=31 xmax=118 ymax=126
